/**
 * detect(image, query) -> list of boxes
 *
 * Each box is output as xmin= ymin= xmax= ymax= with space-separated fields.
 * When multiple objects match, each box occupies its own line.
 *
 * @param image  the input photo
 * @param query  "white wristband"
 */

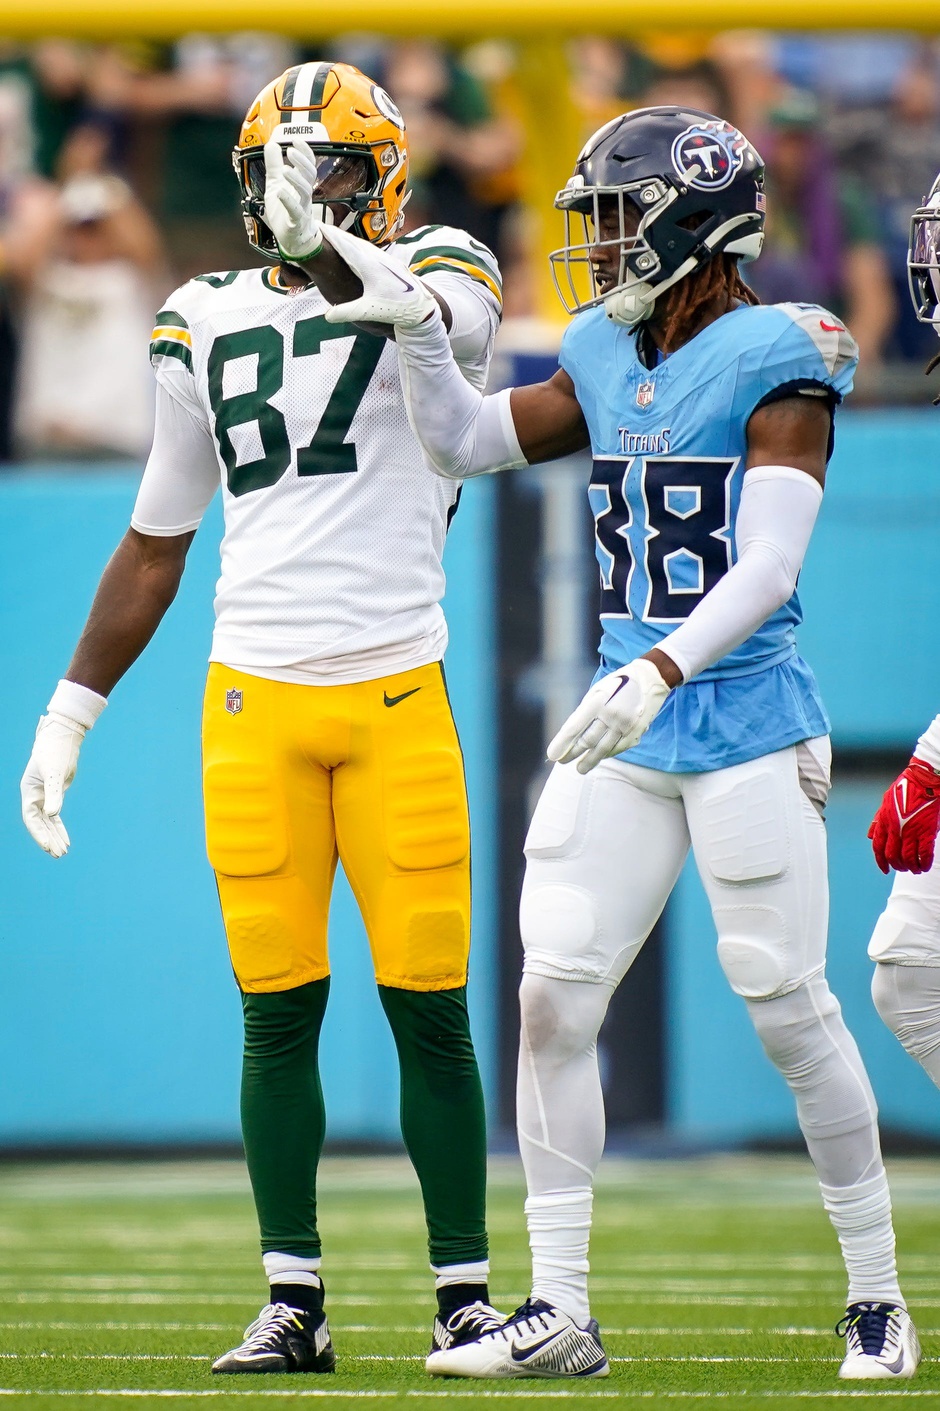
xmin=916 ymin=716 xmax=940 ymax=771
xmin=47 ymin=678 xmax=108 ymax=731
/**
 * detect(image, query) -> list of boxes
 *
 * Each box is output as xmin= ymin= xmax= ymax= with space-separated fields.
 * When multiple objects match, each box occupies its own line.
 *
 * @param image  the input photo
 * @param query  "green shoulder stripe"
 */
xmin=408 ymin=244 xmax=500 ymax=280
xmin=395 ymin=225 xmax=445 ymax=246
xmin=154 ymin=308 xmax=189 ymax=331
xmin=409 ymin=249 xmax=502 ymax=296
xmin=150 ymin=339 xmax=193 ymax=371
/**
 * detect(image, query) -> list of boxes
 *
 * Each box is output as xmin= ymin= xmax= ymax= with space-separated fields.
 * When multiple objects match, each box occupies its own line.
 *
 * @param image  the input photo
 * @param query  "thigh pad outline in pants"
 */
xmin=685 ymin=746 xmax=829 ymax=1000
xmin=869 ymin=847 xmax=940 ymax=967
xmin=333 ymin=662 xmax=471 ymax=992
xmin=520 ymin=759 xmax=690 ymax=986
xmin=203 ymin=665 xmax=336 ymax=993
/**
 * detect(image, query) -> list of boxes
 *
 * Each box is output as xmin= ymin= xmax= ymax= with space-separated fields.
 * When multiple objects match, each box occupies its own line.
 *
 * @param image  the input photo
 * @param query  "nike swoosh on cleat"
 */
xmin=384 ymin=687 xmax=421 ymax=707
xmin=510 ymin=1333 xmax=564 ymax=1362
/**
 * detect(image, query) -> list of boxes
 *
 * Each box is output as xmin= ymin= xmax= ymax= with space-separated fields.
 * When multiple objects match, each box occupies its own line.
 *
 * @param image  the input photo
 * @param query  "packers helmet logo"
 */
xmin=370 ymin=84 xmax=404 ymax=130
xmin=671 ymin=121 xmax=747 ymax=191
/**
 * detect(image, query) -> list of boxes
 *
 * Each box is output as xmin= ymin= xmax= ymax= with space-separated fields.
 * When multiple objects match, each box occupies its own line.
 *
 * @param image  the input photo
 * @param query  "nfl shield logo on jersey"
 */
xmin=225 ymin=688 xmax=243 ymax=716
xmin=637 ymin=381 xmax=655 ymax=408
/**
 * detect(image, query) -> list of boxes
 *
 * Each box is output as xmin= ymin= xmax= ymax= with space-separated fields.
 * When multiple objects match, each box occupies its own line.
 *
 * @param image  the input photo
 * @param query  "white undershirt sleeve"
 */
xmin=131 ymin=383 xmax=221 ymax=536
xmin=915 ymin=717 xmax=940 ymax=769
xmin=660 ymin=464 xmax=824 ymax=684
xmin=396 ymin=307 xmax=527 ymax=479
xmin=421 ymin=272 xmax=499 ymax=384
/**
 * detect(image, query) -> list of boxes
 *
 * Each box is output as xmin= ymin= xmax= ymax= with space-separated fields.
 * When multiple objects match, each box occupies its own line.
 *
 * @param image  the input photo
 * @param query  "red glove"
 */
xmin=868 ymin=757 xmax=940 ymax=874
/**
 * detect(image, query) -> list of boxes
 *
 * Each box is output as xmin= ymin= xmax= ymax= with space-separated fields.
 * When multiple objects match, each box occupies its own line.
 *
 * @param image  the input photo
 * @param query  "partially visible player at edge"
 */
xmin=305 ymin=107 xmax=922 ymax=1381
xmin=866 ymin=171 xmax=940 ymax=1091
xmin=20 ymin=62 xmax=507 ymax=1375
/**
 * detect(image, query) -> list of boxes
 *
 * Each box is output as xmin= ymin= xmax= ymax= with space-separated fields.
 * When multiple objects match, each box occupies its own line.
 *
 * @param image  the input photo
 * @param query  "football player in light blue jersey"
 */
xmin=299 ymin=107 xmax=920 ymax=1381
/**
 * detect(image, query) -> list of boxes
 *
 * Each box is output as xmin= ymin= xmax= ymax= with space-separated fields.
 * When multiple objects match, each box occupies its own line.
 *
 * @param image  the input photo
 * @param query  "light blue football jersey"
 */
xmin=558 ymin=301 xmax=858 ymax=773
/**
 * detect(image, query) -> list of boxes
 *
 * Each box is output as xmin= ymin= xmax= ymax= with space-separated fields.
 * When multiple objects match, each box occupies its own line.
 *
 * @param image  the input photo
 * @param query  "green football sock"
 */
xmin=240 ymin=978 xmax=330 ymax=1258
xmin=378 ymin=984 xmax=488 ymax=1268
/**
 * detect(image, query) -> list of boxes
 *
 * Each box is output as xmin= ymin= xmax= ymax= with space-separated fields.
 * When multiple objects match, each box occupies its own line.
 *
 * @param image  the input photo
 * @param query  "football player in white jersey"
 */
xmin=867 ymin=171 xmax=940 ymax=1089
xmin=290 ymin=106 xmax=921 ymax=1382
xmin=20 ymin=61 xmax=506 ymax=1375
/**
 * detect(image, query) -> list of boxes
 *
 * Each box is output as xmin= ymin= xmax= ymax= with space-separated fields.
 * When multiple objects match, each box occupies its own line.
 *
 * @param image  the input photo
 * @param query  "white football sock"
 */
xmin=872 ymin=963 xmax=940 ymax=1088
xmin=746 ymin=979 xmax=902 ymax=1307
xmin=526 ymin=1189 xmax=593 ymax=1327
xmin=821 ymin=1174 xmax=904 ymax=1308
xmin=263 ymin=1251 xmax=322 ymax=1290
xmin=432 ymin=1259 xmax=490 ymax=1291
xmin=516 ymin=974 xmax=612 ymax=1326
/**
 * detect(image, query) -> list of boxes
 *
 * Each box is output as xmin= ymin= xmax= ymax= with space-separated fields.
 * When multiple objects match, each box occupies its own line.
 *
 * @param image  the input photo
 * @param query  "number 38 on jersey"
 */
xmin=591 ymin=454 xmax=737 ymax=624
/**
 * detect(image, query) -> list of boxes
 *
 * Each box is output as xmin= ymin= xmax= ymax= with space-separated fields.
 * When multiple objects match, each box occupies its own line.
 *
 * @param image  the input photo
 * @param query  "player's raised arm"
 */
xmin=20 ymin=386 xmax=218 ymax=857
xmin=306 ymin=220 xmax=589 ymax=473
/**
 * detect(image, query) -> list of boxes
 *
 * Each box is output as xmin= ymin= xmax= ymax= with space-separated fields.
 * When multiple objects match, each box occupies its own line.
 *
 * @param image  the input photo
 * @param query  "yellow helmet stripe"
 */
xmin=408 ymin=255 xmax=502 ymax=304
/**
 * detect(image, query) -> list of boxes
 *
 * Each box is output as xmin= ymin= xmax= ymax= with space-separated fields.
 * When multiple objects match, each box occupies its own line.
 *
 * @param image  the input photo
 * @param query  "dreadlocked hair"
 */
xmin=927 ymin=348 xmax=940 ymax=407
xmin=659 ymin=253 xmax=759 ymax=355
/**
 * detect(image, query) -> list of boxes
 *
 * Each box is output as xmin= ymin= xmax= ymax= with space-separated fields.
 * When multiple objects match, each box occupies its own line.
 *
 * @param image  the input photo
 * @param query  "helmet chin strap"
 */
xmin=603 ymin=254 xmax=698 ymax=328
xmin=602 ymin=218 xmax=752 ymax=329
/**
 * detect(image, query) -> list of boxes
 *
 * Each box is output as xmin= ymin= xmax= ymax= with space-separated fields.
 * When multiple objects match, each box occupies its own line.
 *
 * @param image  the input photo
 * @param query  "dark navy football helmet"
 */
xmin=551 ymin=106 xmax=765 ymax=326
xmin=909 ymin=171 xmax=940 ymax=331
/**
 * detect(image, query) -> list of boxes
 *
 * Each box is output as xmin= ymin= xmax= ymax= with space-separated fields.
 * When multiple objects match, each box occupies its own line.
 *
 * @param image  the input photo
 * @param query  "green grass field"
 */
xmin=0 ymin=1154 xmax=938 ymax=1409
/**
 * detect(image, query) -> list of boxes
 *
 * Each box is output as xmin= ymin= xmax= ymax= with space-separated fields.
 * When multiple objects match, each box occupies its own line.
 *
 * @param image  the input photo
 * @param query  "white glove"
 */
xmin=263 ymin=138 xmax=325 ymax=261
xmin=320 ymin=223 xmax=438 ymax=329
xmin=21 ymin=679 xmax=107 ymax=858
xmin=547 ymin=658 xmax=671 ymax=775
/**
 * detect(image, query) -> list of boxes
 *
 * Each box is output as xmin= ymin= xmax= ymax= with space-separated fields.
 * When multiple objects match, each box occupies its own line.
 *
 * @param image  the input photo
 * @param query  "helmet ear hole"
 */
xmin=678 ymin=210 xmax=713 ymax=234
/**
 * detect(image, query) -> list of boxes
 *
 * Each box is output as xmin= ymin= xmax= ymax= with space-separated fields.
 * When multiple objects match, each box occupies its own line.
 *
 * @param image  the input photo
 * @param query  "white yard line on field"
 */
xmin=3 ymin=1391 xmax=940 ymax=1401
xmin=0 ymin=1296 xmax=378 ymax=1307
xmin=0 ymin=1322 xmax=903 ymax=1337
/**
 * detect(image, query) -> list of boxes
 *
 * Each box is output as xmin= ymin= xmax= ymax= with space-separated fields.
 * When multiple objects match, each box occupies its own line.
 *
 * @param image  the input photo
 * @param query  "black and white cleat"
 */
xmin=426 ymin=1297 xmax=608 ymax=1379
xmin=837 ymin=1302 xmax=920 ymax=1380
xmin=212 ymin=1301 xmax=335 ymax=1374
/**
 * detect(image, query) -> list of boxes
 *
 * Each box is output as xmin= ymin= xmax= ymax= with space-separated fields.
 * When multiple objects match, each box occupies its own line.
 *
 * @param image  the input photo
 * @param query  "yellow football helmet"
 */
xmin=233 ymin=61 xmax=410 ymax=259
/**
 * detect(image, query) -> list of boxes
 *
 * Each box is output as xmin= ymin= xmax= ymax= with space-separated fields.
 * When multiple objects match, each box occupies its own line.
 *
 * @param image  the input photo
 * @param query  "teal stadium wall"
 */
xmin=0 ymin=473 xmax=497 ymax=1145
xmin=2 ymin=409 xmax=940 ymax=1145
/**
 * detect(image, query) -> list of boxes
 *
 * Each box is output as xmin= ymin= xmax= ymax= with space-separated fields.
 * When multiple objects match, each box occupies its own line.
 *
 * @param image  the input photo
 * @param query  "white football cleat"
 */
xmin=426 ymin=1297 xmax=609 ymax=1379
xmin=837 ymin=1302 xmax=921 ymax=1379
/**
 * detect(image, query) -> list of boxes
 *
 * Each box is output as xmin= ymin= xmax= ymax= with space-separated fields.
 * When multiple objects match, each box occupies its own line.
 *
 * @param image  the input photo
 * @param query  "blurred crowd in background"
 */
xmin=1 ymin=30 xmax=939 ymax=464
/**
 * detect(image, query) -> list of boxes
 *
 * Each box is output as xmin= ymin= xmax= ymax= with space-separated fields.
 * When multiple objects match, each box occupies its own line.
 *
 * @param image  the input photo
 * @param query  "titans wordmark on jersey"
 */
xmin=145 ymin=226 xmax=501 ymax=680
xmin=559 ymin=301 xmax=858 ymax=772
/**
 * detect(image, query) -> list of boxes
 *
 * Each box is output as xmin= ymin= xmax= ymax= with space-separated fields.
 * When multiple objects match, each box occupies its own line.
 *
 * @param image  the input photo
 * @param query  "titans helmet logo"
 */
xmin=671 ymin=121 xmax=748 ymax=191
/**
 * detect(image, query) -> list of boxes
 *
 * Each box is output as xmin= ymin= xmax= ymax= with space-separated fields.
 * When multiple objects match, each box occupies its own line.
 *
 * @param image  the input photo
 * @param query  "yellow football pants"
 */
xmin=202 ymin=661 xmax=471 ymax=994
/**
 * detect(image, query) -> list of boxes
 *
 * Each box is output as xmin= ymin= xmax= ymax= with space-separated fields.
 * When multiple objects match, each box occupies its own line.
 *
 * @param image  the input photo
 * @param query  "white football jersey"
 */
xmin=133 ymin=224 xmax=501 ymax=683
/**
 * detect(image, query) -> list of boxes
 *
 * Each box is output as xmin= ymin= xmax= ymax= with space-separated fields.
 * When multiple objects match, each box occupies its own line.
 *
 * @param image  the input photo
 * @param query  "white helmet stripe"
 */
xmin=291 ymin=61 xmax=330 ymax=118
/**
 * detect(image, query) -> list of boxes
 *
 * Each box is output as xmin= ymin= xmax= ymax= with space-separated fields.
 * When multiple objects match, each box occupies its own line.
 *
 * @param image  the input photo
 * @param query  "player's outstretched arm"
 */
xmin=21 ymin=528 xmax=194 ymax=858
xmin=295 ymin=219 xmax=589 ymax=475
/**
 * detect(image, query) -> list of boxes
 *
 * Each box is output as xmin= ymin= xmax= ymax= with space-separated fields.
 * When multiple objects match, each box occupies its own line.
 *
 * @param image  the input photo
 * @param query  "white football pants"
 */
xmin=517 ymin=741 xmax=902 ymax=1323
xmin=870 ymin=846 xmax=940 ymax=1087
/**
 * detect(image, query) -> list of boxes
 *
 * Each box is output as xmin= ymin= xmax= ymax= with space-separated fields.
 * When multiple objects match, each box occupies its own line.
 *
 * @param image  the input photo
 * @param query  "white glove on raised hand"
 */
xmin=547 ymin=658 xmax=671 ymax=775
xmin=21 ymin=679 xmax=107 ymax=858
xmin=320 ymin=223 xmax=437 ymax=329
xmin=263 ymin=138 xmax=325 ymax=262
